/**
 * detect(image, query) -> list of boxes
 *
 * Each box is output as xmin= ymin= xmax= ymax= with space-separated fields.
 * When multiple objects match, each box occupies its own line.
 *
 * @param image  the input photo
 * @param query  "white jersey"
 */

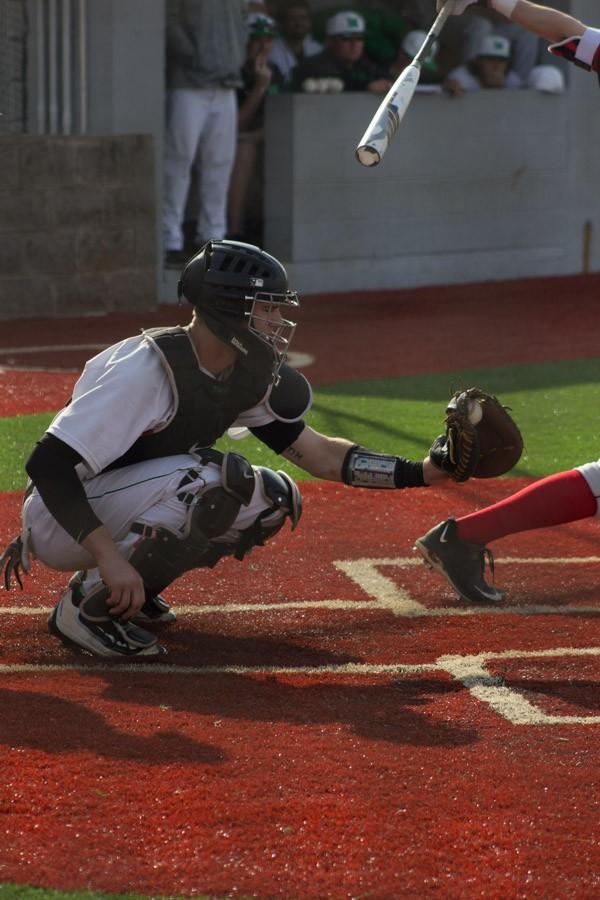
xmin=48 ymin=334 xmax=277 ymax=477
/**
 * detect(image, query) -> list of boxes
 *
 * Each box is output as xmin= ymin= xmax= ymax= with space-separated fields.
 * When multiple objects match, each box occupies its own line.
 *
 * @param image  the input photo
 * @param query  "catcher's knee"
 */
xmin=231 ymin=466 xmax=302 ymax=559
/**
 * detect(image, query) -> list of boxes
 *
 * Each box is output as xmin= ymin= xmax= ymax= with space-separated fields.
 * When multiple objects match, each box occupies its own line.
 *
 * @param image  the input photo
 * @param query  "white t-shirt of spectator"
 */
xmin=269 ymin=35 xmax=322 ymax=83
xmin=48 ymin=334 xmax=278 ymax=477
xmin=447 ymin=64 xmax=522 ymax=91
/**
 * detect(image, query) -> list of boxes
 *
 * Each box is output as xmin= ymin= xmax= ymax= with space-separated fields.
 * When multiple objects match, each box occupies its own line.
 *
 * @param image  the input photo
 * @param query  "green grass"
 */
xmin=1 ymin=359 xmax=600 ymax=492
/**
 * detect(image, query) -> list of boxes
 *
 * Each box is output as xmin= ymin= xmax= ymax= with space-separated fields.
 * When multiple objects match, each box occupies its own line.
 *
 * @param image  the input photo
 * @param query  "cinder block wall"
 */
xmin=0 ymin=134 xmax=157 ymax=321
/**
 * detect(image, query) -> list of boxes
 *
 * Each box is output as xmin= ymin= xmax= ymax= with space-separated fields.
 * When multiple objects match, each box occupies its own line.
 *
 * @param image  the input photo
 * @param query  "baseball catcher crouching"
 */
xmin=0 ymin=240 xmax=484 ymax=660
xmin=25 ymin=450 xmax=299 ymax=658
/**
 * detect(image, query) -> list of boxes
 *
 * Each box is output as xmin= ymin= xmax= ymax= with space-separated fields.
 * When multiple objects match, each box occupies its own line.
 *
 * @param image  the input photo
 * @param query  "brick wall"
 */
xmin=0 ymin=134 xmax=157 ymax=320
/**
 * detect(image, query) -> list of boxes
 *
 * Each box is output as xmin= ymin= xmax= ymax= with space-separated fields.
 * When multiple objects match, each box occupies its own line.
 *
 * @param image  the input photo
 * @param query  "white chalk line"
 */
xmin=2 ymin=555 xmax=600 ymax=620
xmin=2 ymin=600 xmax=600 ymax=619
xmin=335 ymin=556 xmax=600 ymax=618
xmin=0 ymin=599 xmax=382 ymax=617
xmin=1 ymin=646 xmax=600 ymax=725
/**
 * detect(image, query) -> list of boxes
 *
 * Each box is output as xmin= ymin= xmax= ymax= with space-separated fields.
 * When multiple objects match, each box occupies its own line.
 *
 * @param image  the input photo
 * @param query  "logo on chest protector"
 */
xmin=231 ymin=336 xmax=248 ymax=355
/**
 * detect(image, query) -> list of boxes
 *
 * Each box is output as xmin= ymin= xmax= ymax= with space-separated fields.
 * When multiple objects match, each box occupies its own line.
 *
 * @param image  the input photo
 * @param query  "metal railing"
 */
xmin=31 ymin=0 xmax=87 ymax=134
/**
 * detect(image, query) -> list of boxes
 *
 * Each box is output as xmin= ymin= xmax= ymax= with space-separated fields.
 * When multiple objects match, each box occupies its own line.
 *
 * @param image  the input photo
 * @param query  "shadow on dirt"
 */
xmin=0 ymin=686 xmax=224 ymax=764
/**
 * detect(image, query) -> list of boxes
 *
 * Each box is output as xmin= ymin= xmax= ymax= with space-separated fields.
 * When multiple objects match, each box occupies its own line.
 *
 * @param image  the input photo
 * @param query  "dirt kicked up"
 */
xmin=2 ymin=276 xmax=600 ymax=898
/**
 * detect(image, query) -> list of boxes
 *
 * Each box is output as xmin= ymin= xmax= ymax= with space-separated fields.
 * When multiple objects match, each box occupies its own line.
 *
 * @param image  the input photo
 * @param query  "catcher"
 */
xmin=0 ymin=239 xmax=518 ymax=660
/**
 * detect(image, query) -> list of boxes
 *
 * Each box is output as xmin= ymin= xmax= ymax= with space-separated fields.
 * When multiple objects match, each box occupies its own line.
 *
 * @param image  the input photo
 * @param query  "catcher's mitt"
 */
xmin=429 ymin=388 xmax=523 ymax=482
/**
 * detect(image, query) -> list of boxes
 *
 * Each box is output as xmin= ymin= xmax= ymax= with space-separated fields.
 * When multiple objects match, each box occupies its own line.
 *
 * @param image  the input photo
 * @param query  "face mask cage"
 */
xmin=246 ymin=290 xmax=299 ymax=362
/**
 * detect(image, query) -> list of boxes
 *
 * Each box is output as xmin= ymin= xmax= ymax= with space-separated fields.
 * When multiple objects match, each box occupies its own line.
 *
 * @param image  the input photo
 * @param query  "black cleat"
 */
xmin=414 ymin=518 xmax=505 ymax=604
xmin=133 ymin=593 xmax=177 ymax=626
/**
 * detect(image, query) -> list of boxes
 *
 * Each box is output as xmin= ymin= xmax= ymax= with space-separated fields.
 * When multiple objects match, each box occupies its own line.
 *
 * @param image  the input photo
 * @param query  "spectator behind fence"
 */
xmin=389 ymin=29 xmax=442 ymax=86
xmin=163 ymin=0 xmax=245 ymax=267
xmin=527 ymin=63 xmax=564 ymax=94
xmin=461 ymin=3 xmax=541 ymax=84
xmin=291 ymin=10 xmax=391 ymax=93
xmin=393 ymin=0 xmax=491 ymax=75
xmin=392 ymin=1 xmax=537 ymax=79
xmin=270 ymin=1 xmax=322 ymax=85
xmin=444 ymin=33 xmax=522 ymax=95
xmin=227 ymin=13 xmax=284 ymax=244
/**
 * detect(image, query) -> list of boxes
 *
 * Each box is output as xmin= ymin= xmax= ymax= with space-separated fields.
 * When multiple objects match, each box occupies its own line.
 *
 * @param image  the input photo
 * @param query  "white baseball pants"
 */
xmin=162 ymin=87 xmax=238 ymax=252
xmin=22 ymin=454 xmax=286 ymax=575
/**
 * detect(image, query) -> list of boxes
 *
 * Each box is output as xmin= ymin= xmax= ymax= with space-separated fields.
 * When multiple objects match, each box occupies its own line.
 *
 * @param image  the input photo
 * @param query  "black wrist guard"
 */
xmin=341 ymin=445 xmax=425 ymax=489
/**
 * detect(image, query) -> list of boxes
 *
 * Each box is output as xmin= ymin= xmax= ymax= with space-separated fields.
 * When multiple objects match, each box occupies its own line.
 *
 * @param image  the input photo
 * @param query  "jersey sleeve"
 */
xmin=48 ymin=337 xmax=174 ymax=475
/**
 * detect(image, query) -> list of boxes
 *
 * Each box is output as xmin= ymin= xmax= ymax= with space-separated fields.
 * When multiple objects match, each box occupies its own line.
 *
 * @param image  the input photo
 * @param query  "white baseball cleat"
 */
xmin=48 ymin=582 xmax=166 ymax=659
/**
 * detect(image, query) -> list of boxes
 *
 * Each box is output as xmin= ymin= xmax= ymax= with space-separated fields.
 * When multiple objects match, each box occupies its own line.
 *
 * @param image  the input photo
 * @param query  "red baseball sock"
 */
xmin=456 ymin=469 xmax=597 ymax=546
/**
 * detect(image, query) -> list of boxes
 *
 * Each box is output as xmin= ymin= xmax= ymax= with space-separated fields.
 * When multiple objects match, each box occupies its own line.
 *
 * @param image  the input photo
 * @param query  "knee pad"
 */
xmin=232 ymin=467 xmax=302 ymax=560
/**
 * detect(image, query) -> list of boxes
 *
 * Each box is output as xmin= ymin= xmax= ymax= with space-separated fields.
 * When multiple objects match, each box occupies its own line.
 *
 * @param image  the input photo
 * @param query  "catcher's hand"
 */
xmin=429 ymin=388 xmax=523 ymax=482
xmin=0 ymin=534 xmax=30 ymax=591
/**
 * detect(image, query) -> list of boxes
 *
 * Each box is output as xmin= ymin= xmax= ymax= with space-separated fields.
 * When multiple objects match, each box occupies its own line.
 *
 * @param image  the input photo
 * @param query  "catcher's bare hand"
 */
xmin=99 ymin=554 xmax=146 ymax=619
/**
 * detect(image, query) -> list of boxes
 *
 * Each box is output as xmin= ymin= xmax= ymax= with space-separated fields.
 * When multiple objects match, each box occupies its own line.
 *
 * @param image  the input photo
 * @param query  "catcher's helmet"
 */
xmin=178 ymin=240 xmax=299 ymax=381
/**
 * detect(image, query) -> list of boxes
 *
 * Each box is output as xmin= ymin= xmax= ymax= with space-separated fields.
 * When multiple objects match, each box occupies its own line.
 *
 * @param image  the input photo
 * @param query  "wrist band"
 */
xmin=341 ymin=445 xmax=425 ymax=489
xmin=491 ymin=0 xmax=518 ymax=18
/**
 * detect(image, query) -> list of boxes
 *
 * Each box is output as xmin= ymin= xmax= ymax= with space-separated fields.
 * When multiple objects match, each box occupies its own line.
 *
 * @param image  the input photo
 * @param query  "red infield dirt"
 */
xmin=2 ymin=276 xmax=600 ymax=899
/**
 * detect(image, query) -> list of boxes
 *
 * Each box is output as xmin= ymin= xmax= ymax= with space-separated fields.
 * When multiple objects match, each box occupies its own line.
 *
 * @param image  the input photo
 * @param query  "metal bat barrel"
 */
xmin=355 ymin=63 xmax=421 ymax=167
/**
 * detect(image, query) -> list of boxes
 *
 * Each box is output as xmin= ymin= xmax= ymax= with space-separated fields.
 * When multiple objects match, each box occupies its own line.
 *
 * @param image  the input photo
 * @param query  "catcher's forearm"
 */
xmin=342 ymin=445 xmax=426 ymax=489
xmin=496 ymin=1 xmax=585 ymax=42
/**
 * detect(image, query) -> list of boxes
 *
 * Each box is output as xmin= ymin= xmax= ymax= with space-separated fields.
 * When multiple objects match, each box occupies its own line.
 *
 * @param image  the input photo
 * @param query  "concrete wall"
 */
xmin=85 ymin=0 xmax=166 ymax=300
xmin=0 ymin=134 xmax=156 ymax=320
xmin=263 ymin=76 xmax=599 ymax=294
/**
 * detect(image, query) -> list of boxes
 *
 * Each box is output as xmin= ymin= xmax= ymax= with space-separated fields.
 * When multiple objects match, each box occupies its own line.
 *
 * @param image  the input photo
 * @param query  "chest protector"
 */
xmin=104 ymin=326 xmax=273 ymax=472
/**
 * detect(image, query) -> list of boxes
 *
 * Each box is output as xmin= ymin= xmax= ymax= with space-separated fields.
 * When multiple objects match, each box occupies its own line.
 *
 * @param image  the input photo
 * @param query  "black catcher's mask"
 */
xmin=177 ymin=240 xmax=299 ymax=382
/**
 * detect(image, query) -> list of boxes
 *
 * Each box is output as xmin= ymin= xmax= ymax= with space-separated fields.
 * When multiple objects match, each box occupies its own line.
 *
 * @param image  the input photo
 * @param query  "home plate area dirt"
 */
xmin=3 ymin=277 xmax=600 ymax=897
xmin=2 ymin=479 xmax=600 ymax=898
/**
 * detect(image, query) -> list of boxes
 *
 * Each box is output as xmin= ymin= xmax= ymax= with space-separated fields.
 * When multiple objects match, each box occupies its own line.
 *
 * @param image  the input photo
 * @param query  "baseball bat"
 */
xmin=355 ymin=0 xmax=453 ymax=167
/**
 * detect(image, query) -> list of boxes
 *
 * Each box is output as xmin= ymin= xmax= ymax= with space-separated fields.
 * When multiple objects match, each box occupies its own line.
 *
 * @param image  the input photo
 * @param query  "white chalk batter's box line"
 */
xmin=1 ymin=646 xmax=600 ymax=726
xmin=2 ymin=556 xmax=600 ymax=620
xmin=334 ymin=556 xmax=600 ymax=618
